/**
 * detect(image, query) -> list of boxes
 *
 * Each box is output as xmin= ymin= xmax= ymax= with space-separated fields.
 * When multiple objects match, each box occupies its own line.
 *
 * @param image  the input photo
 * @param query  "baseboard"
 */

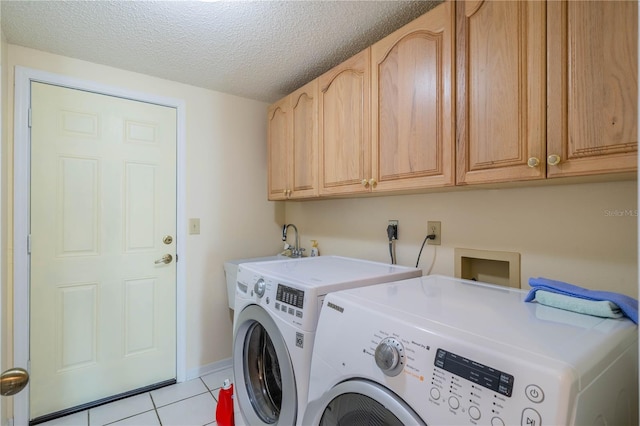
xmin=185 ymin=357 xmax=233 ymax=381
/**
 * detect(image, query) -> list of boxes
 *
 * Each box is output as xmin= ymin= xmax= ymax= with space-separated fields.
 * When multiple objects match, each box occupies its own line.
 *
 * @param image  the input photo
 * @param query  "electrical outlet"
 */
xmin=388 ymin=220 xmax=398 ymax=240
xmin=427 ymin=221 xmax=441 ymax=245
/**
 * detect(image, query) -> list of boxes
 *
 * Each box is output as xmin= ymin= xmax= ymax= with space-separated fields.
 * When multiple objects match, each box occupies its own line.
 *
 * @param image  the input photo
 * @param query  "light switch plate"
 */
xmin=189 ymin=218 xmax=200 ymax=235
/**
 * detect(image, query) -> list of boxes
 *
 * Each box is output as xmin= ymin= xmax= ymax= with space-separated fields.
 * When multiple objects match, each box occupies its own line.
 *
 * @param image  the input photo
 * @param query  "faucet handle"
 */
xmin=291 ymin=247 xmax=306 ymax=258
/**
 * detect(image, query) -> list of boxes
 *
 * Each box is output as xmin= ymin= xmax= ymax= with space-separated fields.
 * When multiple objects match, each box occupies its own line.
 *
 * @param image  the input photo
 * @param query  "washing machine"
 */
xmin=232 ymin=256 xmax=421 ymax=426
xmin=304 ymin=275 xmax=639 ymax=426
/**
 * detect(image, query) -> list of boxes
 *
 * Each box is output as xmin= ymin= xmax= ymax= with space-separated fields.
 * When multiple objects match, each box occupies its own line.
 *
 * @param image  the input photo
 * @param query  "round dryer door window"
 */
xmin=320 ymin=393 xmax=404 ymax=425
xmin=244 ymin=322 xmax=282 ymax=422
xmin=303 ymin=380 xmax=425 ymax=426
xmin=233 ymin=305 xmax=297 ymax=425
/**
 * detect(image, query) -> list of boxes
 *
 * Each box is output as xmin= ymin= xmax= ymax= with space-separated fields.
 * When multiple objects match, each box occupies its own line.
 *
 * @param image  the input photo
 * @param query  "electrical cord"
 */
xmin=386 ymin=224 xmax=397 ymax=264
xmin=415 ymin=233 xmax=436 ymax=268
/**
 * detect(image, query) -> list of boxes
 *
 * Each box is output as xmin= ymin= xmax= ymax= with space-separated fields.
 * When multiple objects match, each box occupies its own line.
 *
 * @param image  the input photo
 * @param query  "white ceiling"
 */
xmin=1 ymin=0 xmax=441 ymax=103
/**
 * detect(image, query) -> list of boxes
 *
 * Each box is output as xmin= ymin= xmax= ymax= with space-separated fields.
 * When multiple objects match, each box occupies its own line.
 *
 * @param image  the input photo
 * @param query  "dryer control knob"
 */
xmin=254 ymin=278 xmax=266 ymax=298
xmin=375 ymin=337 xmax=405 ymax=377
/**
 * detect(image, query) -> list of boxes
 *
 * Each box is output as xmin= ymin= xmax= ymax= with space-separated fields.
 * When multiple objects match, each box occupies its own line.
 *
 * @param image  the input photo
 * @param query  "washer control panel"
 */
xmin=237 ymin=267 xmax=324 ymax=331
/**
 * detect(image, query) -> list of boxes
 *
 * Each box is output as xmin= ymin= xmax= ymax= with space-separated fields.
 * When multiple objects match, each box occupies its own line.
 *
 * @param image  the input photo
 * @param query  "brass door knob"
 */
xmin=361 ymin=179 xmax=369 ymax=187
xmin=527 ymin=157 xmax=540 ymax=168
xmin=0 ymin=368 xmax=29 ymax=396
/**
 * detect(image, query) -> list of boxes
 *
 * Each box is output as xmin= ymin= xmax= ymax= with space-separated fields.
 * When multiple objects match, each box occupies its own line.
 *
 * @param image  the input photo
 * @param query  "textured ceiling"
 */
xmin=1 ymin=0 xmax=442 ymax=103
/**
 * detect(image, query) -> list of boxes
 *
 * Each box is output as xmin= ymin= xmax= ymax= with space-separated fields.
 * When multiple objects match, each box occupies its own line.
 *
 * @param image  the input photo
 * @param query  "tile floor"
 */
xmin=38 ymin=367 xmax=234 ymax=426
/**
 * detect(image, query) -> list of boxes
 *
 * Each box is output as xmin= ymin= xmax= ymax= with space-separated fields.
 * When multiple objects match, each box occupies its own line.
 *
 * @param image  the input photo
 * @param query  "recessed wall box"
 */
xmin=454 ymin=248 xmax=520 ymax=288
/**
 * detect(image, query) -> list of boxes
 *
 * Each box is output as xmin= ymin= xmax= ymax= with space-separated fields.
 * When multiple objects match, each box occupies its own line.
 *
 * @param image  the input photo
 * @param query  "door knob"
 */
xmin=0 ymin=368 xmax=29 ymax=396
xmin=154 ymin=254 xmax=173 ymax=264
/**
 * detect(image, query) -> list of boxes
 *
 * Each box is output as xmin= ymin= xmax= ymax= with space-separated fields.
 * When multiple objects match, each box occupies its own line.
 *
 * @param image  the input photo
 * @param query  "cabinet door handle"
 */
xmin=527 ymin=157 xmax=540 ymax=168
xmin=369 ymin=179 xmax=377 ymax=187
xmin=361 ymin=179 xmax=369 ymax=187
xmin=547 ymin=154 xmax=561 ymax=166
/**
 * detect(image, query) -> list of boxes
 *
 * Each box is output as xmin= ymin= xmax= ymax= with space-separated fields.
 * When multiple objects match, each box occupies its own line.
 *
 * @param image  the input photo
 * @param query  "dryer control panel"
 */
xmin=365 ymin=328 xmax=556 ymax=426
xmin=315 ymin=294 xmax=569 ymax=426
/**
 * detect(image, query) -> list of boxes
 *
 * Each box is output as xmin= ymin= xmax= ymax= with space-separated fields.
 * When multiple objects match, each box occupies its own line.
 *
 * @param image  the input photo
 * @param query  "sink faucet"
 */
xmin=282 ymin=224 xmax=304 ymax=257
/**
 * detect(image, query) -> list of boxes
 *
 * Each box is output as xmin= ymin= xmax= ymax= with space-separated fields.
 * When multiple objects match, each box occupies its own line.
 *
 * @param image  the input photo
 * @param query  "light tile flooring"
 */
xmin=38 ymin=368 xmax=234 ymax=426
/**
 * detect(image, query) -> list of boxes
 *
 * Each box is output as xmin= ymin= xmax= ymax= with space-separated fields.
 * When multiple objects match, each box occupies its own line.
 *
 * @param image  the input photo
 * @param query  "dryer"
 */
xmin=304 ymin=275 xmax=638 ymax=426
xmin=232 ymin=256 xmax=421 ymax=426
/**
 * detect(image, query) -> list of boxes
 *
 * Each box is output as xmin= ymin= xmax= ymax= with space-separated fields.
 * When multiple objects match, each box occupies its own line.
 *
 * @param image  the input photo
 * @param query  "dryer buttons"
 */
xmin=375 ymin=337 xmax=405 ymax=377
xmin=525 ymin=384 xmax=544 ymax=403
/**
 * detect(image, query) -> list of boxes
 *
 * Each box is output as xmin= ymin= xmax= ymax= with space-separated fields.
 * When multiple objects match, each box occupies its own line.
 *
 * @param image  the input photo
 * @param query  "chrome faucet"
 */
xmin=282 ymin=224 xmax=304 ymax=257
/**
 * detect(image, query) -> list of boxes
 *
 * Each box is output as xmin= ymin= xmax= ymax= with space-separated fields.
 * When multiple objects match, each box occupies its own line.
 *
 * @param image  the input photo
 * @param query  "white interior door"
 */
xmin=29 ymin=82 xmax=177 ymax=420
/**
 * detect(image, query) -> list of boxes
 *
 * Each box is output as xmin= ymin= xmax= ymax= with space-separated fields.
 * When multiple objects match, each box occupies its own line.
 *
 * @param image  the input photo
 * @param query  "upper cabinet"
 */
xmin=267 ymin=0 xmax=637 ymax=200
xmin=267 ymin=80 xmax=318 ymax=200
xmin=456 ymin=0 xmax=547 ymax=185
xmin=319 ymin=49 xmax=371 ymax=196
xmin=457 ymin=0 xmax=637 ymax=185
xmin=372 ymin=0 xmax=455 ymax=192
xmin=267 ymin=96 xmax=290 ymax=200
xmin=318 ymin=1 xmax=455 ymax=196
xmin=546 ymin=0 xmax=638 ymax=178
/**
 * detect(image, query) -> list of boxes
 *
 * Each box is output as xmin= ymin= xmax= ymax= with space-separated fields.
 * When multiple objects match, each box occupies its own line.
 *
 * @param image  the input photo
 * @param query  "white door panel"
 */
xmin=29 ymin=82 xmax=177 ymax=419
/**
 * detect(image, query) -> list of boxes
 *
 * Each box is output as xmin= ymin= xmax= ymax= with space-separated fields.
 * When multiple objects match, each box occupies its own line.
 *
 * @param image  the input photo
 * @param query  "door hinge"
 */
xmin=28 ymin=108 xmax=32 ymax=128
xmin=27 ymin=234 xmax=31 ymax=254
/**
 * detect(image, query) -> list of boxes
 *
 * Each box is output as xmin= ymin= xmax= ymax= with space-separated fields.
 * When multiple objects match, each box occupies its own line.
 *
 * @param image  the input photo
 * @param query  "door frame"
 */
xmin=13 ymin=66 xmax=187 ymax=424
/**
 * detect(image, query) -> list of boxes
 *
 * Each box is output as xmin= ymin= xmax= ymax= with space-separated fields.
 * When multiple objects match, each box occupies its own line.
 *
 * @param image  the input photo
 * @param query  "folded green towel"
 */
xmin=534 ymin=290 xmax=623 ymax=319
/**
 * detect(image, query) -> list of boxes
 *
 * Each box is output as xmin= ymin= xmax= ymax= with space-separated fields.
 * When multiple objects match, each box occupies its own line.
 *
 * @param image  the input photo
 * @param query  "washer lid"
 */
xmin=239 ymin=256 xmax=421 ymax=292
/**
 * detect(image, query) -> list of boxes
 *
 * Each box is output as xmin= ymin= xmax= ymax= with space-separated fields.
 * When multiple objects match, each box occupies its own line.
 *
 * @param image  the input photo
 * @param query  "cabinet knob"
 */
xmin=361 ymin=179 xmax=369 ymax=187
xmin=547 ymin=154 xmax=561 ymax=166
xmin=369 ymin=179 xmax=377 ymax=187
xmin=527 ymin=157 xmax=540 ymax=168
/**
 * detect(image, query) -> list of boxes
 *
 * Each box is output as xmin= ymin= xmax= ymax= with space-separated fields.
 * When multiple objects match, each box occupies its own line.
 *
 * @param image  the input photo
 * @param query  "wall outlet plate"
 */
xmin=427 ymin=221 xmax=441 ymax=245
xmin=388 ymin=220 xmax=398 ymax=240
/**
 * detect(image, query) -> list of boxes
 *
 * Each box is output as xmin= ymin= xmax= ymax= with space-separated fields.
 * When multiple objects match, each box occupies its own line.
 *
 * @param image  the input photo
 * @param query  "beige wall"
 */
xmin=284 ymin=180 xmax=638 ymax=298
xmin=5 ymin=45 xmax=284 ymax=374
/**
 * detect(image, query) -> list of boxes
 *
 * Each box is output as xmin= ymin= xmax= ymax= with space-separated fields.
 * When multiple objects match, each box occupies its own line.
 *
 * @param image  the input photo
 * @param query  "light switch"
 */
xmin=189 ymin=218 xmax=200 ymax=235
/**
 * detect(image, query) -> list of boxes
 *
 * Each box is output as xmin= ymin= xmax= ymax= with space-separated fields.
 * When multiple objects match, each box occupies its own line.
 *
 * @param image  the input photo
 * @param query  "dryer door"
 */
xmin=303 ymin=379 xmax=426 ymax=425
xmin=233 ymin=305 xmax=297 ymax=425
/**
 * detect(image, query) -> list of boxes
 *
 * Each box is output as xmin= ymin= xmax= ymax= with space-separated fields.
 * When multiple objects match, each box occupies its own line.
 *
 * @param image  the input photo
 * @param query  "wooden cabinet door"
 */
xmin=547 ymin=0 xmax=637 ymax=178
xmin=289 ymin=80 xmax=319 ymax=199
xmin=372 ymin=1 xmax=455 ymax=192
xmin=267 ymin=97 xmax=291 ymax=200
xmin=319 ymin=48 xmax=371 ymax=195
xmin=456 ymin=0 xmax=546 ymax=185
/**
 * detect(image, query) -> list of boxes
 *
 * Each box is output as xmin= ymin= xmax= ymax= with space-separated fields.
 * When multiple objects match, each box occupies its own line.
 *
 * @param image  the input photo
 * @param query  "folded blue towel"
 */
xmin=534 ymin=290 xmax=623 ymax=319
xmin=525 ymin=277 xmax=638 ymax=324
